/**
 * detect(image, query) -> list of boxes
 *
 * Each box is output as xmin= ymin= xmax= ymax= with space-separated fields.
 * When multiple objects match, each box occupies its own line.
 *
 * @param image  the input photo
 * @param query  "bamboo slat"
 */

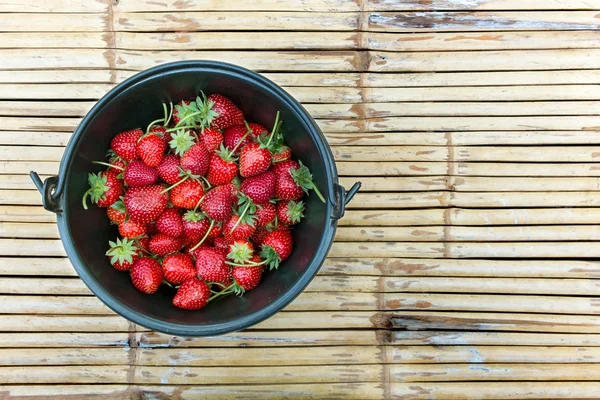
xmin=392 ymin=331 xmax=600 ymax=346
xmin=0 ymin=332 xmax=128 ymax=347
xmin=0 ymin=315 xmax=129 ymax=332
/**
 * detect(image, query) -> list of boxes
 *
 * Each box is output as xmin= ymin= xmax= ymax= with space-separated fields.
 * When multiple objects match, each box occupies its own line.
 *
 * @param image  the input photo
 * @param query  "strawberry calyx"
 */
xmin=290 ymin=160 xmax=326 ymax=203
xmin=169 ymin=129 xmax=196 ymax=156
xmin=195 ymin=92 xmax=221 ymax=129
xmin=257 ymin=111 xmax=282 ymax=152
xmin=230 ymin=194 xmax=258 ymax=233
xmin=82 ymin=172 xmax=111 ymax=210
xmin=227 ymin=240 xmax=254 ymax=264
xmin=106 ymin=237 xmax=139 ymax=266
xmin=183 ymin=210 xmax=206 ymax=223
xmin=285 ymin=200 xmax=305 ymax=224
xmin=259 ymin=245 xmax=282 ymax=270
xmin=216 ymin=143 xmax=238 ymax=163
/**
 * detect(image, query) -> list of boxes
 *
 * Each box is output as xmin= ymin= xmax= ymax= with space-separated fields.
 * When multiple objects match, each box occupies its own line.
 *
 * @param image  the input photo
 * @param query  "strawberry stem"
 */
xmin=173 ymin=110 xmax=203 ymax=129
xmin=165 ymin=102 xmax=174 ymax=126
xmin=229 ymin=202 xmax=250 ymax=234
xmin=265 ymin=111 xmax=280 ymax=148
xmin=227 ymin=129 xmax=252 ymax=158
xmin=225 ymin=259 xmax=268 ymax=267
xmin=145 ymin=117 xmax=165 ymax=136
xmin=193 ymin=195 xmax=205 ymax=212
xmin=208 ymin=285 xmax=235 ymax=302
xmin=190 ymin=220 xmax=214 ymax=251
xmin=160 ymin=175 xmax=189 ymax=194
xmin=92 ymin=161 xmax=124 ymax=171
xmin=81 ymin=188 xmax=93 ymax=210
xmin=310 ymin=183 xmax=326 ymax=203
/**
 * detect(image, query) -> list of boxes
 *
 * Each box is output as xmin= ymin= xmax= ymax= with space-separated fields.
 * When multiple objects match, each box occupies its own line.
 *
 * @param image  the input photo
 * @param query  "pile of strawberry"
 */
xmin=82 ymin=93 xmax=324 ymax=310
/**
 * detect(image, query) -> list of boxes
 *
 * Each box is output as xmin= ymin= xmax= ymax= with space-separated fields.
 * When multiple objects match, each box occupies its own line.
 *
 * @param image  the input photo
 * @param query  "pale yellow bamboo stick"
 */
xmin=340 ymin=210 xmax=445 ymax=226
xmin=451 ymin=176 xmax=600 ymax=192
xmin=0 ymin=70 xmax=113 ymax=84
xmin=367 ymin=11 xmax=600 ymax=32
xmin=136 ymin=346 xmax=381 ymax=366
xmin=332 ymin=146 xmax=448 ymax=161
xmin=0 ymin=206 xmax=53 ymax=223
xmin=449 ymin=191 xmax=600 ymax=208
xmin=391 ymin=363 xmax=600 ymax=382
xmin=0 ymin=295 xmax=113 ymax=315
xmin=253 ymin=311 xmax=385 ymax=330
xmin=369 ymin=49 xmax=600 ymax=72
xmin=0 ymin=101 xmax=94 ymax=117
xmin=0 ymin=161 xmax=60 ymax=175
xmin=451 ymin=208 xmax=600 ymax=225
xmin=380 ymin=0 xmax=600 ymax=10
xmin=113 ymin=12 xmax=357 ymax=31
xmin=135 ymin=365 xmax=381 ymax=385
xmin=0 ymin=49 xmax=108 ymax=69
xmin=320 ymin=258 xmax=600 ymax=278
xmin=0 ymin=257 xmax=74 ymax=276
xmin=391 ymin=331 xmax=600 ymax=346
xmin=454 ymin=145 xmax=600 ymax=162
xmin=285 ymin=292 xmax=377 ymax=311
xmin=384 ymin=293 xmax=600 ymax=314
xmin=336 ymin=226 xmax=444 ymax=242
xmin=307 ymin=276 xmax=380 ymax=293
xmin=0 ymin=117 xmax=79 ymax=132
xmin=0 ymin=332 xmax=128 ymax=347
xmin=0 ymin=33 xmax=107 ymax=49
xmin=137 ymin=330 xmax=379 ymax=348
xmin=0 ymin=366 xmax=130 ymax=384
xmin=0 ymin=222 xmax=59 ymax=238
xmin=0 ymin=190 xmax=42 ymax=206
xmin=366 ymin=30 xmax=600 ymax=51
xmin=364 ymin=70 xmax=600 ymax=87
xmin=0 ymin=278 xmax=89 ymax=295
xmin=0 ymin=146 xmax=63 ymax=161
xmin=387 ymin=345 xmax=600 ymax=363
xmin=339 ymin=177 xmax=448 ymax=192
xmin=0 ymin=385 xmax=134 ymax=399
xmin=0 ymin=13 xmax=107 ymax=32
xmin=448 ymin=241 xmax=600 ymax=258
xmin=0 ymin=239 xmax=66 ymax=256
xmin=391 ymin=382 xmax=600 ymax=400
xmin=0 ymin=131 xmax=72 ymax=146
xmin=392 ymin=311 xmax=600 ymax=333
xmin=113 ymin=0 xmax=361 ymax=12
xmin=0 ymin=315 xmax=129 ymax=332
xmin=0 ymin=175 xmax=53 ymax=190
xmin=346 ymin=192 xmax=447 ymax=209
xmin=456 ymin=162 xmax=600 ymax=177
xmin=0 ymin=348 xmax=130 ymax=365
xmin=328 ymin=242 xmax=445 ymax=258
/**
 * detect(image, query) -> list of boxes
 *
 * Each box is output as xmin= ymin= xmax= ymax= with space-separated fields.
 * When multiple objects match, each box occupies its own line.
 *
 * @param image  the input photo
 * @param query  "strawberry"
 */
xmin=137 ymin=134 xmax=165 ymax=168
xmin=156 ymin=154 xmax=181 ymax=185
xmin=201 ymin=185 xmax=233 ymax=222
xmin=251 ymin=226 xmax=271 ymax=248
xmin=149 ymin=233 xmax=182 ymax=257
xmin=180 ymin=142 xmax=210 ymax=177
xmin=172 ymin=277 xmax=211 ymax=310
xmin=223 ymin=124 xmax=253 ymax=155
xmin=232 ymin=261 xmax=263 ymax=293
xmin=239 ymin=143 xmax=271 ymax=178
xmin=172 ymin=100 xmax=197 ymax=126
xmin=136 ymin=236 xmax=151 ymax=254
xmin=130 ymin=257 xmax=163 ymax=294
xmin=162 ymin=253 xmax=196 ymax=284
xmin=202 ymin=128 xmax=223 ymax=153
xmin=124 ymin=185 xmax=169 ymax=223
xmin=155 ymin=208 xmax=183 ymax=237
xmin=277 ymin=200 xmax=305 ymax=226
xmin=206 ymin=145 xmax=238 ymax=186
xmin=107 ymin=199 xmax=127 ymax=224
xmin=124 ymin=160 xmax=158 ymax=187
xmin=170 ymin=178 xmax=205 ymax=210
xmin=255 ymin=202 xmax=276 ymax=227
xmin=169 ymin=129 xmax=196 ymax=157
xmin=150 ymin=126 xmax=172 ymax=146
xmin=182 ymin=211 xmax=210 ymax=247
xmin=196 ymin=93 xmax=244 ymax=130
xmin=207 ymin=221 xmax=223 ymax=239
xmin=224 ymin=214 xmax=256 ymax=242
xmin=247 ymin=122 xmax=268 ymax=138
xmin=272 ymin=145 xmax=291 ymax=163
xmin=82 ymin=170 xmax=123 ymax=209
xmin=111 ymin=129 xmax=143 ymax=162
xmin=106 ymin=237 xmax=139 ymax=271
xmin=213 ymin=236 xmax=232 ymax=251
xmin=273 ymin=160 xmax=325 ymax=203
xmin=146 ymin=222 xmax=159 ymax=236
xmin=195 ymin=247 xmax=232 ymax=286
xmin=227 ymin=240 xmax=254 ymax=264
xmin=119 ymin=219 xmax=147 ymax=239
xmin=260 ymin=227 xmax=293 ymax=270
xmin=240 ymin=171 xmax=276 ymax=205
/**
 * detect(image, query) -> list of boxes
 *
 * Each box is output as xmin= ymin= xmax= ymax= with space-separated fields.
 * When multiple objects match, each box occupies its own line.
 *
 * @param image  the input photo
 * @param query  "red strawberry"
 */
xmin=223 ymin=124 xmax=253 ymax=155
xmin=150 ymin=126 xmax=172 ymax=146
xmin=255 ymin=203 xmax=276 ymax=227
xmin=156 ymin=154 xmax=181 ymax=185
xmin=124 ymin=185 xmax=169 ymax=223
xmin=162 ymin=253 xmax=196 ymax=285
xmin=240 ymin=171 xmax=276 ymax=205
xmin=197 ymin=93 xmax=244 ymax=130
xmin=146 ymin=222 xmax=159 ymax=236
xmin=124 ymin=160 xmax=158 ymax=187
xmin=213 ymin=236 xmax=232 ymax=251
xmin=272 ymin=145 xmax=291 ymax=163
xmin=201 ymin=185 xmax=233 ymax=222
xmin=260 ymin=227 xmax=293 ymax=270
xmin=206 ymin=146 xmax=237 ymax=186
xmin=130 ymin=257 xmax=163 ymax=294
xmin=224 ymin=214 xmax=256 ymax=242
xmin=137 ymin=134 xmax=165 ymax=167
xmin=136 ymin=237 xmax=151 ymax=254
xmin=155 ymin=208 xmax=183 ymax=237
xmin=251 ymin=226 xmax=271 ymax=248
xmin=107 ymin=199 xmax=127 ymax=224
xmin=180 ymin=142 xmax=210 ymax=176
xmin=149 ymin=233 xmax=182 ymax=257
xmin=108 ymin=154 xmax=127 ymax=171
xmin=247 ymin=122 xmax=268 ymax=138
xmin=170 ymin=178 xmax=205 ymax=209
xmin=119 ymin=219 xmax=147 ymax=239
xmin=172 ymin=277 xmax=210 ymax=310
xmin=82 ymin=170 xmax=123 ymax=209
xmin=273 ymin=160 xmax=325 ymax=202
xmin=111 ymin=129 xmax=143 ymax=162
xmin=239 ymin=143 xmax=271 ymax=178
xmin=202 ymin=128 xmax=223 ymax=153
xmin=207 ymin=221 xmax=223 ymax=239
xmin=195 ymin=247 xmax=232 ymax=286
xmin=106 ymin=237 xmax=139 ymax=271
xmin=182 ymin=211 xmax=210 ymax=247
xmin=232 ymin=262 xmax=263 ymax=293
xmin=277 ymin=200 xmax=305 ymax=226
xmin=227 ymin=240 xmax=254 ymax=264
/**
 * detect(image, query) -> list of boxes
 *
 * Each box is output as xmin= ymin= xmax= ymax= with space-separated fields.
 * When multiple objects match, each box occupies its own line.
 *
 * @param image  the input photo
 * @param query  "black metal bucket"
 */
xmin=30 ymin=61 xmax=360 ymax=336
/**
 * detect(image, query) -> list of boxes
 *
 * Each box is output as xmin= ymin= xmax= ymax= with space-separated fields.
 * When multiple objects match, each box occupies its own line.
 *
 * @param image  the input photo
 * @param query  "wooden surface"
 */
xmin=2 ymin=0 xmax=600 ymax=398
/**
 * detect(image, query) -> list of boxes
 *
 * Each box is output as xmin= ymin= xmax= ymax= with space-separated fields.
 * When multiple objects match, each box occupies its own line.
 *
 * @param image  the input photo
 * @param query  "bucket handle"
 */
xmin=30 ymin=171 xmax=62 ymax=214
xmin=331 ymin=181 xmax=361 ymax=220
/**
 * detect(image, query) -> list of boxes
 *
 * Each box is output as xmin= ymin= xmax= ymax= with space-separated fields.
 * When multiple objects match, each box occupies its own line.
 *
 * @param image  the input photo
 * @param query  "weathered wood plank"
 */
xmin=0 ymin=332 xmax=128 ymax=347
xmin=391 ymin=331 xmax=600 ymax=346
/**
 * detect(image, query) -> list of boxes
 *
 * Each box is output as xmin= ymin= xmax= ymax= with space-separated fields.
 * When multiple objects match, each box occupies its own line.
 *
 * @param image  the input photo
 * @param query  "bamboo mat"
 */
xmin=2 ymin=0 xmax=600 ymax=398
